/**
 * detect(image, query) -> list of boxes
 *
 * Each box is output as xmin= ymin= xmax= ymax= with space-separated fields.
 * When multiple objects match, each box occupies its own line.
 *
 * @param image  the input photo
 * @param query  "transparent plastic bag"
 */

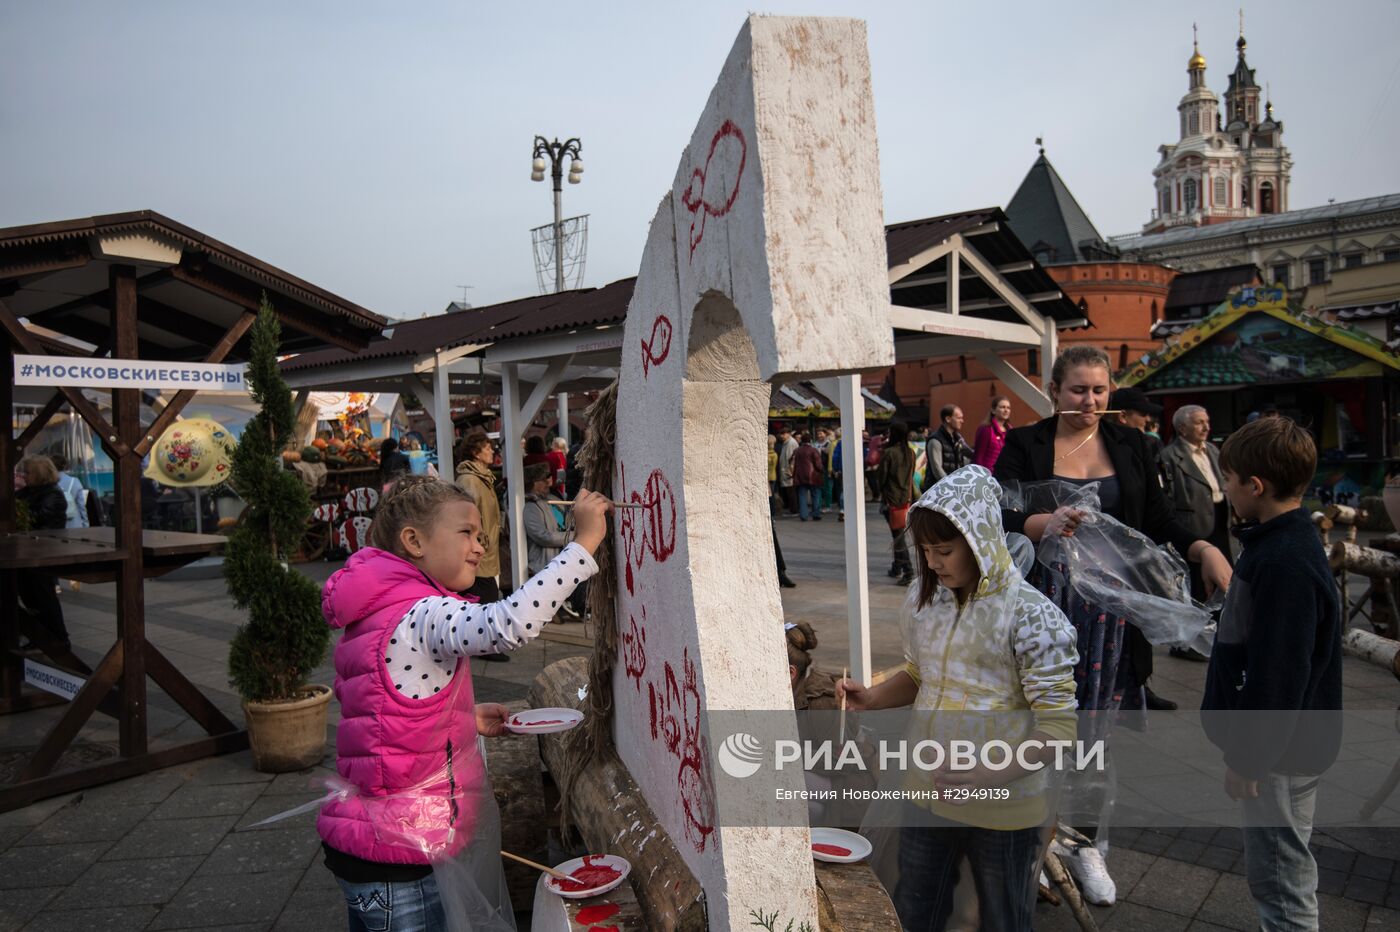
xmin=1002 ymin=479 xmax=1214 ymax=651
xmin=246 ymin=735 xmax=515 ymax=932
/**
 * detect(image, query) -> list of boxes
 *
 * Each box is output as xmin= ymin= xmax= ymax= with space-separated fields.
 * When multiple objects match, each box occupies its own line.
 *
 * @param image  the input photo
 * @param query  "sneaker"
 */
xmin=896 ymin=573 xmax=914 ymax=586
xmin=480 ymin=653 xmax=510 ymax=663
xmin=778 ymin=574 xmax=797 ymax=589
xmin=1170 ymin=646 xmax=1209 ymax=662
xmin=1050 ymin=839 xmax=1116 ymax=906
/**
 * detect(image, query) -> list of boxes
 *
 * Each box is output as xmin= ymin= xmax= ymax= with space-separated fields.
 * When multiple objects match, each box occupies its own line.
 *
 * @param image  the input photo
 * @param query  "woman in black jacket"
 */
xmin=993 ymin=345 xmax=1232 ymax=905
xmin=16 ymin=455 xmax=72 ymax=650
xmin=995 ymin=346 xmax=1232 ymax=701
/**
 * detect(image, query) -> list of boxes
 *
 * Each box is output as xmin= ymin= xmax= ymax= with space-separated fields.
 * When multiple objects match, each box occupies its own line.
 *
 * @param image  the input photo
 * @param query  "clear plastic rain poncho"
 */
xmin=999 ymin=478 xmax=1218 ymax=658
xmin=249 ymin=726 xmax=516 ymax=932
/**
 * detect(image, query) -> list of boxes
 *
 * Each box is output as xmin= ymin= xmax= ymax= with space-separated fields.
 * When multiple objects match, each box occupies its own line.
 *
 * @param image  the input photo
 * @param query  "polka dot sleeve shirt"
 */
xmin=382 ymin=543 xmax=597 ymax=699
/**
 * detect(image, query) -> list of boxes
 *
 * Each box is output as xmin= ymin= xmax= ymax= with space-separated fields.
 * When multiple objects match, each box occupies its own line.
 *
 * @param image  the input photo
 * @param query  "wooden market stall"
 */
xmin=0 ymin=211 xmax=385 ymax=809
xmin=1118 ymin=284 xmax=1400 ymax=503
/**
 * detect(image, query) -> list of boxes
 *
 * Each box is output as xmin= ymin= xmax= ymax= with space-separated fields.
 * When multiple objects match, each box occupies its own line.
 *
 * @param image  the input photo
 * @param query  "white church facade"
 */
xmin=1147 ymin=27 xmax=1291 ymax=234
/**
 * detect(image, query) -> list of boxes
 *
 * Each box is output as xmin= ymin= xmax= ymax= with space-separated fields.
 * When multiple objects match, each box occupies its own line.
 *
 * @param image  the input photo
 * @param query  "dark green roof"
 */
xmin=1005 ymin=153 xmax=1108 ymax=265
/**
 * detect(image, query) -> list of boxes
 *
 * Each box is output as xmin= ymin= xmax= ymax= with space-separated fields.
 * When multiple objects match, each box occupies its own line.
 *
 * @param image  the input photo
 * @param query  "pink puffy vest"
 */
xmin=317 ymin=547 xmax=483 ymax=865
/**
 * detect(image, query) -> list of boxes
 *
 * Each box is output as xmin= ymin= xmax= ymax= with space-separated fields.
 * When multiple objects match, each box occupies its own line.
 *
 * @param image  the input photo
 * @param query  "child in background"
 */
xmin=1204 ymin=417 xmax=1342 ymax=932
xmin=840 ymin=466 xmax=1078 ymax=932
xmin=317 ymin=476 xmax=611 ymax=932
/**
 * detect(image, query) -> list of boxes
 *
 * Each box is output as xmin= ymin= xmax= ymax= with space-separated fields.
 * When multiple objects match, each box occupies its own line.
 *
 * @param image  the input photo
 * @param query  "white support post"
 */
xmin=1040 ymin=316 xmax=1059 ymax=392
xmin=501 ymin=363 xmax=527 ymax=591
xmin=972 ymin=349 xmax=1052 ymax=418
xmin=837 ymin=374 xmax=872 ymax=686
xmin=948 ymin=250 xmax=960 ymax=316
xmin=556 ymin=391 xmax=569 ymax=444
xmin=433 ymin=351 xmax=454 ymax=478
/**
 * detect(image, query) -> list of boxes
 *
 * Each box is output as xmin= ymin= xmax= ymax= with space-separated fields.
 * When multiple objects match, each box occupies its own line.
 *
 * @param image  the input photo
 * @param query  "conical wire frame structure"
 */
xmin=531 ymin=214 xmax=589 ymax=294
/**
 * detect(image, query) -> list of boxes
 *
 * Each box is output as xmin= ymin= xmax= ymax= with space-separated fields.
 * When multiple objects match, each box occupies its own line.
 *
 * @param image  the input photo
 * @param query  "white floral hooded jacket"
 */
xmin=903 ymin=468 xmax=1079 ymax=725
xmin=899 ymin=466 xmax=1079 ymax=826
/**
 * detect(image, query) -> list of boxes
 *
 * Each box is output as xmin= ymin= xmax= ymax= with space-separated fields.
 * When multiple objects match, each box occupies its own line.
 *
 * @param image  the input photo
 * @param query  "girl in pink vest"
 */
xmin=318 ymin=475 xmax=610 ymax=931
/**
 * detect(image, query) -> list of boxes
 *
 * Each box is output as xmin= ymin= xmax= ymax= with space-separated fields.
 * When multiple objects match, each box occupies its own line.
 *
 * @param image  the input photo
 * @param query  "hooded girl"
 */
xmin=842 ymin=465 xmax=1078 ymax=932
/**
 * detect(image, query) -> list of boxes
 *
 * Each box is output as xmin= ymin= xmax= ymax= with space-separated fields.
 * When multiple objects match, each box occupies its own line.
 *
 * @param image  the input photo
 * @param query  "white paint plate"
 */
xmin=810 ymin=827 xmax=871 ymax=863
xmin=544 ymin=854 xmax=631 ymax=899
xmin=505 ymin=707 xmax=583 ymax=735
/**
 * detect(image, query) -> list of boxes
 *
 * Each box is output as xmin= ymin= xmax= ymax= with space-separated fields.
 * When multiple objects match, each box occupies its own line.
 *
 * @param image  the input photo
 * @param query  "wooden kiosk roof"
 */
xmin=0 ymin=211 xmax=389 ymax=810
xmin=0 ymin=210 xmax=386 ymax=360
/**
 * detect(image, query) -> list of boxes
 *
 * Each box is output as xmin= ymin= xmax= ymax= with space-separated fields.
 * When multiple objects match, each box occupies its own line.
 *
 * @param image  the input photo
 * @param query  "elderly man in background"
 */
xmin=1160 ymin=404 xmax=1232 ymax=660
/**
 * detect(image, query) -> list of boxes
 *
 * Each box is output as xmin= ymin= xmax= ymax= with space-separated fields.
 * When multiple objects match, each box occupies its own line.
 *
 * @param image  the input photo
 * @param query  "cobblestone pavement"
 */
xmin=0 ymin=503 xmax=1395 ymax=930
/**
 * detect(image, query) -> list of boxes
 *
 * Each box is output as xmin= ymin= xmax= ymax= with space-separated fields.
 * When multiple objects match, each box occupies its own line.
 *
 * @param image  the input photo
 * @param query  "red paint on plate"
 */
xmin=812 ymin=843 xmax=852 ymax=857
xmin=553 ymin=855 xmax=621 ymax=893
xmin=514 ymin=717 xmax=565 ymax=726
xmin=575 ymin=903 xmax=620 ymax=924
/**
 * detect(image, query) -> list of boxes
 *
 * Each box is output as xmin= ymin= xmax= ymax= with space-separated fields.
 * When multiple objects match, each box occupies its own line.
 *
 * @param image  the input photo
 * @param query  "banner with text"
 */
xmin=14 ymin=355 xmax=248 ymax=393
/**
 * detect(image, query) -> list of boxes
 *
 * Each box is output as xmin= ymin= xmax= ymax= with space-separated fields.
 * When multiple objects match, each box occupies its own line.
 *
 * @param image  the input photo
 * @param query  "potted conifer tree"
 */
xmin=225 ymin=296 xmax=332 ymax=771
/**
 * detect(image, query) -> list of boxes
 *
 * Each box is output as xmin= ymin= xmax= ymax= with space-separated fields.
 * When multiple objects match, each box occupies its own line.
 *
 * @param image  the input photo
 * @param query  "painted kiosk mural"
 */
xmin=1118 ymin=285 xmax=1400 ymax=505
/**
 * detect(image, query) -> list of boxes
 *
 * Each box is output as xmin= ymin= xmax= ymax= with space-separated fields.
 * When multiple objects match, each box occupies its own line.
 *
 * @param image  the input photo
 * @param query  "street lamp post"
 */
xmin=531 ymin=135 xmax=584 ymax=294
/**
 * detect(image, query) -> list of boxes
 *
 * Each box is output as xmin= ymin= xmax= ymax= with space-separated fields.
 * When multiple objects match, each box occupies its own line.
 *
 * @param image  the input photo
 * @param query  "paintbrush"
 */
xmin=548 ymin=499 xmax=646 ymax=508
xmin=500 ymin=849 xmax=571 ymax=880
xmin=839 ymin=666 xmax=848 ymax=747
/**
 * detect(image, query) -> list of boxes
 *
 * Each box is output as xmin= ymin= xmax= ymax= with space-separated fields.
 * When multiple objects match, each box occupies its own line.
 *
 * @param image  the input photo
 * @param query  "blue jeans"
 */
xmin=894 ymin=823 xmax=1040 ymax=931
xmin=798 ymin=484 xmax=821 ymax=519
xmin=1242 ymin=773 xmax=1320 ymax=932
xmin=337 ymin=874 xmax=445 ymax=932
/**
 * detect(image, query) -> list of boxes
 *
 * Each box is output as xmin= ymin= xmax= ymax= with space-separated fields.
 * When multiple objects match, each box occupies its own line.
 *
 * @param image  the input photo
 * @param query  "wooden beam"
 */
xmin=0 ymin=297 xmax=129 ymax=457
xmin=888 ymin=305 xmax=1043 ymax=346
xmin=13 ymin=391 xmax=67 ymax=454
xmin=110 ymin=264 xmax=148 ymax=758
xmin=888 ymin=236 xmax=960 ymax=286
xmin=890 ymin=258 xmax=1037 ymax=290
xmin=957 ymin=240 xmax=1046 ymax=336
xmin=23 ymin=309 xmax=189 ymax=360
xmin=0 ymin=731 xmax=248 ymax=813
xmin=169 ymin=265 xmax=369 ymax=352
xmin=23 ymin=285 xmax=113 ymax=322
xmin=134 ymin=308 xmax=257 ymax=456
xmin=0 ymin=351 xmax=12 ymax=534
xmin=971 ymin=349 xmax=1052 ymax=417
xmin=17 ymin=642 xmax=124 ymax=781
xmin=136 ymin=295 xmax=233 ymax=348
xmin=144 ymin=643 xmax=238 ymax=735
xmin=519 ymin=355 xmax=572 ymax=427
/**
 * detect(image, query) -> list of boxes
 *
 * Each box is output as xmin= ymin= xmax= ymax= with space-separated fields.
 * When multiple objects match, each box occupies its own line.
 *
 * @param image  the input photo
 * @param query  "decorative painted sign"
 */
xmin=1120 ymin=286 xmax=1400 ymax=389
xmin=14 ymin=355 xmax=247 ymax=392
xmin=1138 ymin=315 xmax=1382 ymax=390
xmin=143 ymin=418 xmax=236 ymax=487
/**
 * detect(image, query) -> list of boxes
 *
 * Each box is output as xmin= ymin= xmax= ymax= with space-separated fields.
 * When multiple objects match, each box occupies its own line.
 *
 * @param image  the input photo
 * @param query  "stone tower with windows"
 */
xmin=1146 ymin=24 xmax=1291 ymax=233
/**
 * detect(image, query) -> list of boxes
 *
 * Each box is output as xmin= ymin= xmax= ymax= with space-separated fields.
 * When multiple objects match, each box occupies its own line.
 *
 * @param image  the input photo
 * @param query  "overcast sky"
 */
xmin=5 ymin=1 xmax=1398 ymax=321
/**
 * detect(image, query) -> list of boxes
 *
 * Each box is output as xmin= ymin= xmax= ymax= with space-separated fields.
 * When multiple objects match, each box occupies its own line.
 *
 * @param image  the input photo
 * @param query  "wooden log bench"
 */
xmin=528 ymin=657 xmax=900 ymax=931
xmin=486 ymin=699 xmax=549 ymax=909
